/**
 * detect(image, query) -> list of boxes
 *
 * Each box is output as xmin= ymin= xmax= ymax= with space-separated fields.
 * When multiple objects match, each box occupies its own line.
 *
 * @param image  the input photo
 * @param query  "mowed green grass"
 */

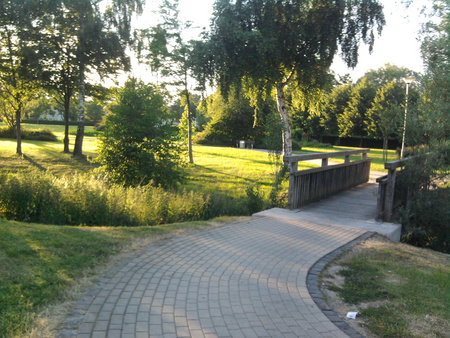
xmin=1 ymin=123 xmax=398 ymax=196
xmin=188 ymin=146 xmax=315 ymax=197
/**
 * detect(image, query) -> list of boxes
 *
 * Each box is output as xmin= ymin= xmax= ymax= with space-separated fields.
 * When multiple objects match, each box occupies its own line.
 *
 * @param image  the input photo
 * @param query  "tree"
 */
xmin=194 ymin=0 xmax=385 ymax=155
xmin=97 ymin=78 xmax=185 ymax=188
xmin=0 ymin=0 xmax=51 ymax=155
xmin=85 ymin=100 xmax=105 ymax=125
xmin=366 ymin=81 xmax=404 ymax=160
xmin=40 ymin=2 xmax=81 ymax=153
xmin=196 ymin=89 xmax=272 ymax=146
xmin=72 ymin=0 xmax=143 ymax=157
xmin=420 ymin=0 xmax=450 ymax=144
xmin=338 ymin=77 xmax=377 ymax=144
xmin=138 ymin=0 xmax=197 ymax=163
xmin=321 ymin=82 xmax=353 ymax=136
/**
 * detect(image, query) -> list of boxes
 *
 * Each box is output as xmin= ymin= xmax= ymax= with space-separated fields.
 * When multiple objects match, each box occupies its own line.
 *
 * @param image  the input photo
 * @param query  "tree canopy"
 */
xmin=194 ymin=0 xmax=385 ymax=155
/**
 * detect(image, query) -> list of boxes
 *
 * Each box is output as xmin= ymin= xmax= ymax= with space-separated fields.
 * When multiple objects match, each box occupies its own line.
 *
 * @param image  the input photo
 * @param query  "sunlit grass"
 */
xmin=298 ymin=145 xmax=398 ymax=172
xmin=187 ymin=146 xmax=316 ymax=197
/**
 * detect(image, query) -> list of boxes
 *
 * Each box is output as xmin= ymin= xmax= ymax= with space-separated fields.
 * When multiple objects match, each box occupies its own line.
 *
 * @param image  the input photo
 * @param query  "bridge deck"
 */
xmin=255 ymin=171 xmax=401 ymax=241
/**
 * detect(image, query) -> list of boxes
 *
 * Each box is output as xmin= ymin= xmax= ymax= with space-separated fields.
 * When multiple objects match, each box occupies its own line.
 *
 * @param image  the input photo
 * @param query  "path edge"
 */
xmin=306 ymin=231 xmax=376 ymax=338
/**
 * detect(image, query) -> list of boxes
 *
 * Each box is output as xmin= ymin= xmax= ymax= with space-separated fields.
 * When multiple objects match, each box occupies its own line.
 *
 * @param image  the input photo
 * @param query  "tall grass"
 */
xmin=0 ymin=171 xmax=215 ymax=226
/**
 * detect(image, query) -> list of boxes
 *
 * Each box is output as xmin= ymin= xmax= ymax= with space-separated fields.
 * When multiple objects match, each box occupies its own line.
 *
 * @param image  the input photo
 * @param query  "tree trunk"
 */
xmin=15 ymin=106 xmax=22 ymax=156
xmin=63 ymin=94 xmax=71 ymax=153
xmin=383 ymin=137 xmax=388 ymax=162
xmin=185 ymin=90 xmax=194 ymax=164
xmin=73 ymin=65 xmax=85 ymax=157
xmin=276 ymin=83 xmax=292 ymax=156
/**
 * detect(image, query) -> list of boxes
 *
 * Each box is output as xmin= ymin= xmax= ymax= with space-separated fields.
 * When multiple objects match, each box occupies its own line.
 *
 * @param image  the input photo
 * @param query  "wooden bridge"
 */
xmin=284 ymin=149 xmax=372 ymax=210
xmin=256 ymin=148 xmax=401 ymax=242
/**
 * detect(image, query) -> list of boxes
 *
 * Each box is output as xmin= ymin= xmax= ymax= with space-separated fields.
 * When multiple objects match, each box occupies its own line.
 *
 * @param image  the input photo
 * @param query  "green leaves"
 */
xmin=97 ymin=78 xmax=185 ymax=188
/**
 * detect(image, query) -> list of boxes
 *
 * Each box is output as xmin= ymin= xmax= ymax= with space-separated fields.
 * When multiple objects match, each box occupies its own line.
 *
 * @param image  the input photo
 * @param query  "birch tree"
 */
xmin=194 ymin=0 xmax=385 ymax=156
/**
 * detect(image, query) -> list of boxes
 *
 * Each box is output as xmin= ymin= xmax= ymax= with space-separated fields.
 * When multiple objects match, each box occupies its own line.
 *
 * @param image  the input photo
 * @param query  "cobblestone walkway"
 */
xmin=59 ymin=210 xmax=369 ymax=338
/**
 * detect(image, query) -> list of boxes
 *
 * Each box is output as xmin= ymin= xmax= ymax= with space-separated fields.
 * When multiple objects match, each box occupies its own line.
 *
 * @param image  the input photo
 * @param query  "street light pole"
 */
xmin=400 ymin=77 xmax=415 ymax=159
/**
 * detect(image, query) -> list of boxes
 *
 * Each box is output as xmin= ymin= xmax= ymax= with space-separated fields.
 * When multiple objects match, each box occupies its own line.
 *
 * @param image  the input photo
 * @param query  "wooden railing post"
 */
xmin=384 ymin=168 xmax=397 ymax=222
xmin=288 ymin=160 xmax=298 ymax=210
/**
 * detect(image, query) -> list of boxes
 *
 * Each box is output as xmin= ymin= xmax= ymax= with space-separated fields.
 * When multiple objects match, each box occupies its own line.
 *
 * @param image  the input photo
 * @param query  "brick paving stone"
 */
xmin=57 ymin=187 xmax=382 ymax=338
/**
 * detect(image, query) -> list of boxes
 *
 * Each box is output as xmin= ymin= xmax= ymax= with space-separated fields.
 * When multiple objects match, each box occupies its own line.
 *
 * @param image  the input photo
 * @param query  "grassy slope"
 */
xmin=0 ymin=217 xmax=244 ymax=337
xmin=322 ymin=235 xmax=449 ymax=337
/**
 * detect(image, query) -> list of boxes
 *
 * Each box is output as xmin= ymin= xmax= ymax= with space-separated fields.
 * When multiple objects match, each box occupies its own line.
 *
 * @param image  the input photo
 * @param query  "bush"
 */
xmin=97 ymin=78 xmax=185 ymax=189
xmin=396 ymin=151 xmax=450 ymax=253
xmin=0 ymin=172 xmax=63 ymax=224
xmin=0 ymin=127 xmax=58 ymax=141
xmin=400 ymin=187 xmax=449 ymax=253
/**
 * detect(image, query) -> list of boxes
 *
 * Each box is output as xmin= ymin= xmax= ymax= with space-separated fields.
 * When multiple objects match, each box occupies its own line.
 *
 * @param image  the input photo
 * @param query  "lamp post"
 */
xmin=400 ymin=77 xmax=415 ymax=159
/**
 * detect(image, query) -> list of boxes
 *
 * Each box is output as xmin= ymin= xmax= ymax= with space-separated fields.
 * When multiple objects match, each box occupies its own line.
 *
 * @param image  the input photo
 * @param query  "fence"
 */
xmin=284 ymin=149 xmax=372 ymax=209
xmin=376 ymin=158 xmax=407 ymax=222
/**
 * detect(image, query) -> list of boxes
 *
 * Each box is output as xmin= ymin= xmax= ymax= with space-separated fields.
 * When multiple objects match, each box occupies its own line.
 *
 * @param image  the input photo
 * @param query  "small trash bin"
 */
xmin=239 ymin=140 xmax=245 ymax=149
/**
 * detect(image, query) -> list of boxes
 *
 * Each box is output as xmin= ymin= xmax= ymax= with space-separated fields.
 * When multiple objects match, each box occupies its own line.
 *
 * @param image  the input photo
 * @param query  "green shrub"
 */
xmin=396 ymin=151 xmax=450 ymax=253
xmin=23 ymin=128 xmax=58 ymax=141
xmin=0 ymin=127 xmax=58 ymax=141
xmin=400 ymin=187 xmax=450 ymax=253
xmin=245 ymin=185 xmax=266 ymax=214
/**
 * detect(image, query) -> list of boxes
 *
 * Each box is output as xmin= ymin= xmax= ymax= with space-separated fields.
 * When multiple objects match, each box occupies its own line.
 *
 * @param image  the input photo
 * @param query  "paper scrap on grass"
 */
xmin=346 ymin=312 xmax=358 ymax=319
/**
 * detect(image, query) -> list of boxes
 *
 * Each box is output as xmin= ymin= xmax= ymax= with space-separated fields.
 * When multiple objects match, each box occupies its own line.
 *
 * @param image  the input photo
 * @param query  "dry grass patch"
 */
xmin=321 ymin=235 xmax=449 ymax=338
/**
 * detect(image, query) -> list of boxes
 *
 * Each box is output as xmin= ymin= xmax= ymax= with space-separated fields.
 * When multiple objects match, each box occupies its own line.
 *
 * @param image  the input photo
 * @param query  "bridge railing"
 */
xmin=284 ymin=149 xmax=372 ymax=209
xmin=376 ymin=158 xmax=410 ymax=222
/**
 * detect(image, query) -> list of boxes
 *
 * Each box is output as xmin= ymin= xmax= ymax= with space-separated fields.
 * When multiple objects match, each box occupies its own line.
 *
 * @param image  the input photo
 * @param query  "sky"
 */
xmin=128 ymin=0 xmax=432 ymax=85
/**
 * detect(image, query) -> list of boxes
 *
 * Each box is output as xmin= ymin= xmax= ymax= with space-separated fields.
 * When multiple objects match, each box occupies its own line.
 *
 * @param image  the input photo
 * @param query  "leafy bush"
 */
xmin=245 ymin=185 xmax=266 ymax=214
xmin=400 ymin=187 xmax=449 ymax=253
xmin=97 ymin=78 xmax=185 ymax=189
xmin=0 ymin=127 xmax=58 ymax=141
xmin=0 ymin=172 xmax=63 ymax=223
xmin=396 ymin=151 xmax=450 ymax=253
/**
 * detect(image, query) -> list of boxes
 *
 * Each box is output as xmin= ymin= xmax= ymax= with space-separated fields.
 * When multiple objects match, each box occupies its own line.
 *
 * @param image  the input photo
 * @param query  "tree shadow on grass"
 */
xmin=23 ymin=154 xmax=47 ymax=172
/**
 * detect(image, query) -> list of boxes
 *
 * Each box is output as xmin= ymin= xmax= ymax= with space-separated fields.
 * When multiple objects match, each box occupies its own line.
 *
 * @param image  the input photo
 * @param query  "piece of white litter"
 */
xmin=346 ymin=312 xmax=358 ymax=319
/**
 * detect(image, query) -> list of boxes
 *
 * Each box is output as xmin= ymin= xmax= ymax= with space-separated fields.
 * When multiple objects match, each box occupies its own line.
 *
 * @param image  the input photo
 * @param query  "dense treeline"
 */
xmin=196 ymin=64 xmax=421 ymax=154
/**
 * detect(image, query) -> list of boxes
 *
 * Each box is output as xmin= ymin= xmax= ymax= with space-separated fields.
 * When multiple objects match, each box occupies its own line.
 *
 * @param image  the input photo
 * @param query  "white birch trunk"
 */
xmin=73 ymin=65 xmax=85 ymax=156
xmin=276 ymin=84 xmax=293 ymax=156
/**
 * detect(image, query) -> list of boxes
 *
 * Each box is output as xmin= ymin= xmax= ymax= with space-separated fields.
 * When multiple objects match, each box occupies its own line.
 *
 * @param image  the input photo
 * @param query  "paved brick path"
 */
xmin=59 ymin=211 xmax=369 ymax=338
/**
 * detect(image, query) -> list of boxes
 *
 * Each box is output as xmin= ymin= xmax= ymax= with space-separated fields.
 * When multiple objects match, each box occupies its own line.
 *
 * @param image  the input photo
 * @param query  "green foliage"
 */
xmin=194 ymin=0 xmax=385 ymax=155
xmin=395 ymin=151 xmax=450 ymax=253
xmin=366 ymin=81 xmax=404 ymax=140
xmin=338 ymin=77 xmax=376 ymax=139
xmin=420 ymin=0 xmax=450 ymax=144
xmin=321 ymin=83 xmax=353 ymax=136
xmin=245 ymin=185 xmax=266 ymax=214
xmin=0 ymin=171 xmax=210 ymax=227
xmin=0 ymin=127 xmax=57 ymax=141
xmin=97 ymin=78 xmax=185 ymax=188
xmin=195 ymin=90 xmax=272 ymax=147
